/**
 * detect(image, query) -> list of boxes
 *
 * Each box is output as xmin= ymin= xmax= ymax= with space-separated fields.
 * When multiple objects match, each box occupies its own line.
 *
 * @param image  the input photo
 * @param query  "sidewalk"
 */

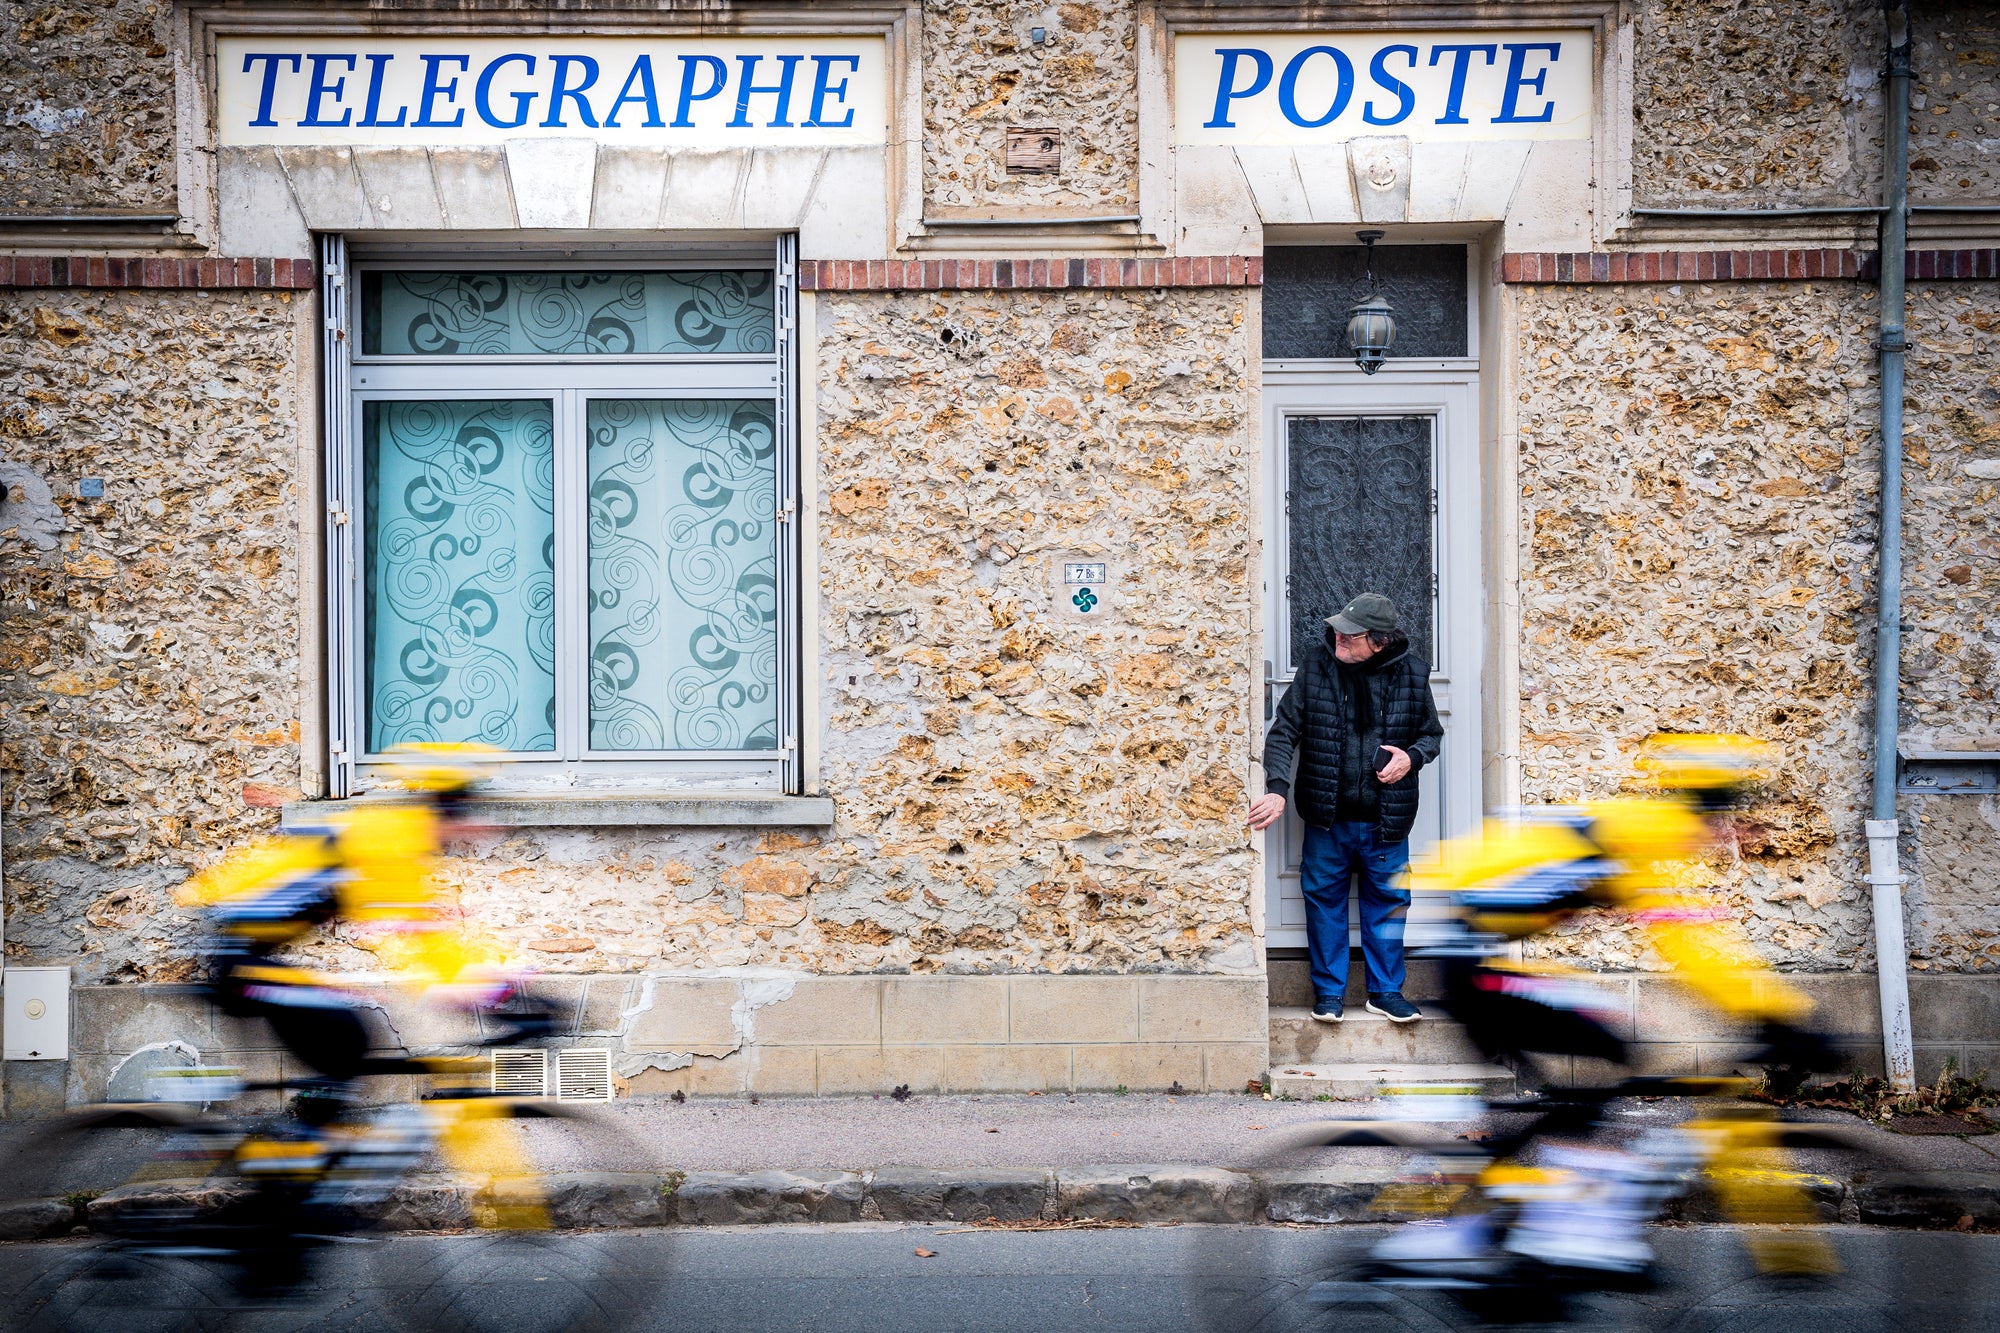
xmin=3 ymin=1091 xmax=1997 ymax=1238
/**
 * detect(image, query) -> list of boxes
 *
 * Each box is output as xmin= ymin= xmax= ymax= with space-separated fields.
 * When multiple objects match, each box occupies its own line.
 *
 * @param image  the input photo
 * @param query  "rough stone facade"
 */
xmin=1632 ymin=0 xmax=1881 ymax=204
xmin=1631 ymin=0 xmax=2000 ymax=207
xmin=1909 ymin=3 xmax=2000 ymax=203
xmin=922 ymin=0 xmax=1138 ymax=211
xmin=0 ymin=0 xmax=177 ymax=212
xmin=2 ymin=0 xmax=1999 ymax=1104
xmin=1515 ymin=276 xmax=2000 ymax=976
xmin=0 ymin=289 xmax=303 ymax=981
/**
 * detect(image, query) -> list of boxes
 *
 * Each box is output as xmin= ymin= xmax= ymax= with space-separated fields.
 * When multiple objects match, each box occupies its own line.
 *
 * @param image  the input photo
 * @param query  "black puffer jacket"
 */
xmin=1262 ymin=631 xmax=1444 ymax=843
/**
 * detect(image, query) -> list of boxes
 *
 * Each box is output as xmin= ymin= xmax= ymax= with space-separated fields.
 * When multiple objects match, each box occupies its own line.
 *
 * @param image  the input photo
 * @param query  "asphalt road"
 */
xmin=1 ymin=1223 xmax=1996 ymax=1332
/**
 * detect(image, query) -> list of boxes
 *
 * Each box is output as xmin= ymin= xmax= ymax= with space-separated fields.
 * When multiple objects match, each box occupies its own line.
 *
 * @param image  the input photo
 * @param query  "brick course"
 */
xmin=1501 ymin=249 xmax=1999 ymax=284
xmin=0 ymin=256 xmax=314 ymax=290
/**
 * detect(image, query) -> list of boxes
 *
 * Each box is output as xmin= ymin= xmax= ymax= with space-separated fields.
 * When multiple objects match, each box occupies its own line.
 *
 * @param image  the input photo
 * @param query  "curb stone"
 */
xmin=865 ymin=1167 xmax=1052 ymax=1223
xmin=11 ymin=1165 xmax=1999 ymax=1237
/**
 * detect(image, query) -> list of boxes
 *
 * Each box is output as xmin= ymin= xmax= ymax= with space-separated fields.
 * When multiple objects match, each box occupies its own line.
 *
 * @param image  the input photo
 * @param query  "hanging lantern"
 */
xmin=1345 ymin=229 xmax=1397 ymax=375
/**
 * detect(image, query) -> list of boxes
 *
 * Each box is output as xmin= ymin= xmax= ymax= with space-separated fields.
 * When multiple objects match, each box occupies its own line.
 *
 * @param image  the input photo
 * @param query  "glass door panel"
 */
xmin=363 ymin=398 xmax=557 ymax=754
xmin=585 ymin=398 xmax=779 ymax=752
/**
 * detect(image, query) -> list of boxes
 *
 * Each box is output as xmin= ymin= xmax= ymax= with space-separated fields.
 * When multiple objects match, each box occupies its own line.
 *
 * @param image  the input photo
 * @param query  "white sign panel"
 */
xmin=1175 ymin=31 xmax=1592 ymax=145
xmin=216 ymin=35 xmax=887 ymax=147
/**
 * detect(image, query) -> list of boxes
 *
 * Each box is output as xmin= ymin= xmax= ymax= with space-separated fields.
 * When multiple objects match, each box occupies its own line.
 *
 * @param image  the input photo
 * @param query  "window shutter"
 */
xmin=320 ymin=235 xmax=358 ymax=798
xmin=775 ymin=234 xmax=801 ymax=795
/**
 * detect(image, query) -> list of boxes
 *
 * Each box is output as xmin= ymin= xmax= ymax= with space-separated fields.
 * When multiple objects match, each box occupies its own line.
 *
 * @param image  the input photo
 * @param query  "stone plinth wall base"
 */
xmin=1270 ymin=959 xmax=2000 ymax=1084
xmin=5 ymin=973 xmax=1270 ymax=1115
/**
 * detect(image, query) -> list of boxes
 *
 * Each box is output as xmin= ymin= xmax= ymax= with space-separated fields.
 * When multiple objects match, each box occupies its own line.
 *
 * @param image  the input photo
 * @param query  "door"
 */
xmin=1261 ymin=372 xmax=1481 ymax=949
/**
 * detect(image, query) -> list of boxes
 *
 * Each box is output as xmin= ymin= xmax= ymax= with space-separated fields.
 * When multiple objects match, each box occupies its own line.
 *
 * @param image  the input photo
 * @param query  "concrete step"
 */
xmin=1268 ymin=1061 xmax=1518 ymax=1100
xmin=1268 ymin=1005 xmax=1487 ymax=1066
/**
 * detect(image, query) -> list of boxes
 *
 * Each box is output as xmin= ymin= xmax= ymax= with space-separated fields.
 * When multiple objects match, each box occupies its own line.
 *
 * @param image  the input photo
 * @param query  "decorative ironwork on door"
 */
xmin=1286 ymin=415 xmax=1435 ymax=668
xmin=1263 ymin=246 xmax=1468 ymax=361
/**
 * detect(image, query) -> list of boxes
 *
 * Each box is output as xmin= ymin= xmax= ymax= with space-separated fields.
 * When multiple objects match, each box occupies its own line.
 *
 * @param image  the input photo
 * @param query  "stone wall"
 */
xmin=810 ymin=286 xmax=1256 ymax=973
xmin=1515 ymin=276 xmax=2000 ymax=977
xmin=0 ymin=0 xmax=177 ymax=212
xmin=0 ymin=282 xmax=1259 ymax=987
xmin=1630 ymin=0 xmax=2000 ymax=207
xmin=0 ymin=289 xmax=305 ymax=981
xmin=1631 ymin=0 xmax=1880 ymax=205
xmin=1909 ymin=2 xmax=2000 ymax=202
xmin=1897 ymin=279 xmax=2000 ymax=975
xmin=1514 ymin=277 xmax=1880 ymax=969
xmin=922 ymin=0 xmax=1138 ymax=211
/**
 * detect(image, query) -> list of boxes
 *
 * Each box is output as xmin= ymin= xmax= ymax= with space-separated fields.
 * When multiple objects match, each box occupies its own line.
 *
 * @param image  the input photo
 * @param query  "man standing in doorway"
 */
xmin=1248 ymin=593 xmax=1444 ymax=1024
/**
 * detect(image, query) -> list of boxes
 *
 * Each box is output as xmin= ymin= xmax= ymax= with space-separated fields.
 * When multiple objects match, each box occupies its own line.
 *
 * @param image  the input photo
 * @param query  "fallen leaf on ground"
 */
xmin=915 ymin=1247 xmax=937 ymax=1257
xmin=1249 ymin=1124 xmax=1265 ymax=1131
xmin=985 ymin=1128 xmax=999 ymax=1133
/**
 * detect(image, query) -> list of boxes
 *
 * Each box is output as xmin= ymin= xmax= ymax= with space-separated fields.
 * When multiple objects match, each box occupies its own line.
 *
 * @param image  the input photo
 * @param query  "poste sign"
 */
xmin=1175 ymin=31 xmax=1593 ymax=145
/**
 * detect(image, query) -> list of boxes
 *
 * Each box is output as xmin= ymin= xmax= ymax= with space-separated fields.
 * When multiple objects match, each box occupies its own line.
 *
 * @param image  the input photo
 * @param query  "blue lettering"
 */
xmin=604 ymin=55 xmax=665 ymax=128
xmin=301 ymin=54 xmax=355 ymax=127
xmin=1362 ymin=44 xmax=1417 ymax=126
xmin=1495 ymin=42 xmax=1561 ymax=123
xmin=1204 ymin=48 xmax=1273 ymax=128
xmin=474 ymin=54 xmax=537 ymax=129
xmin=1277 ymin=46 xmax=1353 ymax=128
xmin=672 ymin=55 xmax=728 ymax=127
xmin=1427 ymin=44 xmax=1496 ymax=125
xmin=360 ymin=53 xmax=407 ymax=127
xmin=730 ymin=53 xmax=803 ymax=127
xmin=807 ymin=54 xmax=860 ymax=128
xmin=543 ymin=54 xmax=601 ymax=128
xmin=240 ymin=53 xmax=300 ymax=128
xmin=415 ymin=54 xmax=470 ymax=128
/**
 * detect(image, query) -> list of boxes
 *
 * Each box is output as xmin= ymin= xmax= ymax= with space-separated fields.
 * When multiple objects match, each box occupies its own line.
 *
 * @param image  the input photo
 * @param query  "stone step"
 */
xmin=1268 ymin=1005 xmax=1487 ymax=1066
xmin=1268 ymin=1061 xmax=1518 ymax=1101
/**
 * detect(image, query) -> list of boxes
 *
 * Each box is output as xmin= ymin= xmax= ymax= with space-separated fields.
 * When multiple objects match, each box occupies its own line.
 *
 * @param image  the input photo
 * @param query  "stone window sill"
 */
xmin=280 ymin=793 xmax=835 ymax=831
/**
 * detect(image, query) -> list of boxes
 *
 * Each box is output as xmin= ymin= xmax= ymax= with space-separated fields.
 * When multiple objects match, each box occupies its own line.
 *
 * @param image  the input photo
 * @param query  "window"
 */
xmin=321 ymin=241 xmax=799 ymax=796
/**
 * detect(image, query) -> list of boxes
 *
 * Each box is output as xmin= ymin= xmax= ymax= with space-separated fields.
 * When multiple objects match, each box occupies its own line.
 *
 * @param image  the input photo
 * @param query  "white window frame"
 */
xmin=320 ymin=237 xmax=801 ymax=797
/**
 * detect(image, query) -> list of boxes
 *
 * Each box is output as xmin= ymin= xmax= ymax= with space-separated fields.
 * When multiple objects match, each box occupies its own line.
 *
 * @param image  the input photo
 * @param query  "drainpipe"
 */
xmin=1869 ymin=0 xmax=1916 ymax=1092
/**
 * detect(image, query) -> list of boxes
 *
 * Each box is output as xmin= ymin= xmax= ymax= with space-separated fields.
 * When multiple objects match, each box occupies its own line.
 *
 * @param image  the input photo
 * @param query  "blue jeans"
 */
xmin=1299 ymin=821 xmax=1411 ymax=1006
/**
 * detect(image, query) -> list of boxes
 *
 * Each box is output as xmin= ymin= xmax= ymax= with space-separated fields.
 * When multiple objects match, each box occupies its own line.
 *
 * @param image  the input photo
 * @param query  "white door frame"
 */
xmin=1258 ymin=361 xmax=1484 ymax=952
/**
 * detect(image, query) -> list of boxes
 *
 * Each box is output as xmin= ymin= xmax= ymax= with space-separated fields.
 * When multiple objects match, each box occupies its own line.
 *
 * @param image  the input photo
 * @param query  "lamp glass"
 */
xmin=1346 ymin=296 xmax=1396 ymax=375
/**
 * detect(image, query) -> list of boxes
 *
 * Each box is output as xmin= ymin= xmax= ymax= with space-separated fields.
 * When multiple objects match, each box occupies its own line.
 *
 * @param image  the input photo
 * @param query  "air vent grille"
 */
xmin=492 ymin=1048 xmax=549 ymax=1098
xmin=555 ymin=1048 xmax=613 ymax=1102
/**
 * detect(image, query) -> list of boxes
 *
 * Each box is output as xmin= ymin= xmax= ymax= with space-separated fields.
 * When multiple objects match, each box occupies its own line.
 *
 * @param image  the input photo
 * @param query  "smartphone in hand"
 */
xmin=1374 ymin=746 xmax=1396 ymax=776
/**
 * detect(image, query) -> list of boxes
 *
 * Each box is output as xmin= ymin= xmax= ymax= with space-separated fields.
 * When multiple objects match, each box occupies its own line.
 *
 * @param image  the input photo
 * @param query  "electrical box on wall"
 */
xmin=3 ymin=967 xmax=71 ymax=1060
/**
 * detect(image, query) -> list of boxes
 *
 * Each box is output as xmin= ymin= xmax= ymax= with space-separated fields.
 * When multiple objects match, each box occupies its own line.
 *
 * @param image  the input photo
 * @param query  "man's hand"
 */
xmin=1246 ymin=793 xmax=1287 ymax=831
xmin=1378 ymin=745 xmax=1413 ymax=785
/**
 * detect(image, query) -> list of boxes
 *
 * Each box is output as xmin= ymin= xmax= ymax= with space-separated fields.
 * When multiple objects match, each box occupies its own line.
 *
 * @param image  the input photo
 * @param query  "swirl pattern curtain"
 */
xmin=364 ymin=399 xmax=556 ymax=753
xmin=362 ymin=271 xmax=775 ymax=356
xmin=587 ymin=399 xmax=778 ymax=752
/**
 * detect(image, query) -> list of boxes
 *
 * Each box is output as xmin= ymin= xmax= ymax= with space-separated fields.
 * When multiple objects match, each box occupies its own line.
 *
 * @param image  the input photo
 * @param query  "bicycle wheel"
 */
xmin=0 ymin=1104 xmax=293 ymax=1332
xmin=364 ymin=1099 xmax=672 ymax=1333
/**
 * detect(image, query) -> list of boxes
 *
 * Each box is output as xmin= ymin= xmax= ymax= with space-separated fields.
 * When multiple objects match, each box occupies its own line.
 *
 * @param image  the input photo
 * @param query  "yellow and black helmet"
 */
xmin=382 ymin=742 xmax=498 ymax=809
xmin=1633 ymin=733 xmax=1776 ymax=808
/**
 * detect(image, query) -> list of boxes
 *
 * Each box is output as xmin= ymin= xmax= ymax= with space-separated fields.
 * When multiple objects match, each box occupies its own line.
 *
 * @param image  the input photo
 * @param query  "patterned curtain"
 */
xmin=364 ymin=399 xmax=557 ymax=753
xmin=362 ymin=271 xmax=775 ymax=356
xmin=587 ymin=399 xmax=778 ymax=751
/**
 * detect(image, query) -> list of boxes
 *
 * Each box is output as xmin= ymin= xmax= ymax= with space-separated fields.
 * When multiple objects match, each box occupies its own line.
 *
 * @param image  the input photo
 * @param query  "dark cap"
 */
xmin=1328 ymin=592 xmax=1398 ymax=636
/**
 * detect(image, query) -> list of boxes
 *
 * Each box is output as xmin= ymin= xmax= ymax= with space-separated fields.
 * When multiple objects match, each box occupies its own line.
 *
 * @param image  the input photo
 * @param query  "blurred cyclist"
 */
xmin=175 ymin=743 xmax=550 ymax=1086
xmin=1371 ymin=733 xmax=1843 ymax=1276
xmin=1417 ymin=732 xmax=1837 ymax=1085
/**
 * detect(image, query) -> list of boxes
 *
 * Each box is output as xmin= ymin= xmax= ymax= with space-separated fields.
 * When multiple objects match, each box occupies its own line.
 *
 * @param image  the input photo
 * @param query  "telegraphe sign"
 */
xmin=215 ymin=35 xmax=888 ymax=147
xmin=1174 ymin=31 xmax=1592 ymax=145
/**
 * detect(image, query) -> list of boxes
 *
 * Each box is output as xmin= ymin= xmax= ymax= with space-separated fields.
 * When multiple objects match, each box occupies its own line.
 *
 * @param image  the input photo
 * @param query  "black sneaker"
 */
xmin=1366 ymin=992 xmax=1421 ymax=1023
xmin=1310 ymin=998 xmax=1344 ymax=1023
